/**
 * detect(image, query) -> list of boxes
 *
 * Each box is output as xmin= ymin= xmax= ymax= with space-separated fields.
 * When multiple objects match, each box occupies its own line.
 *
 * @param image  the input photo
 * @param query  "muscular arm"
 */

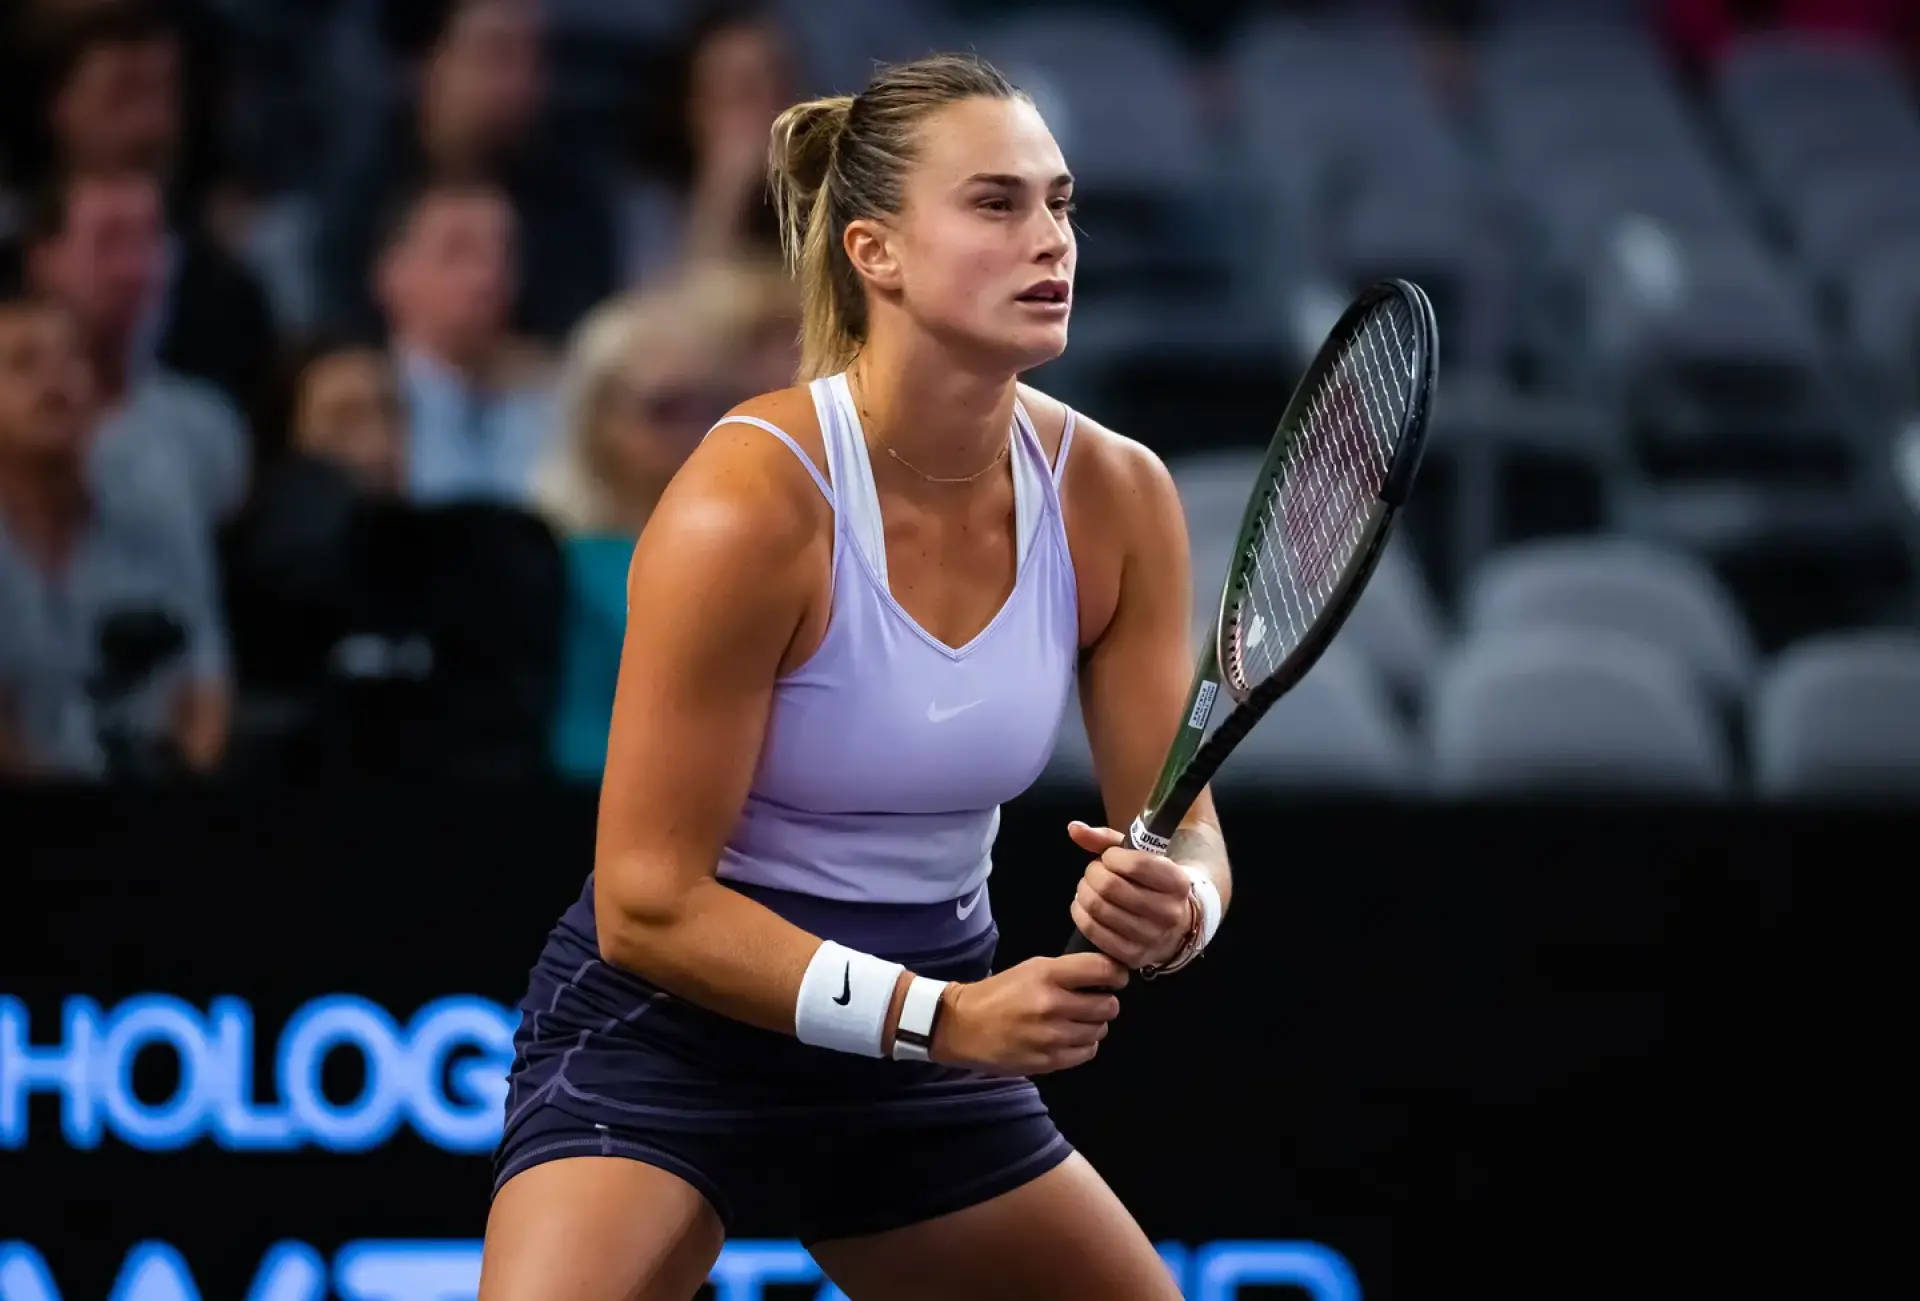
xmin=1074 ymin=437 xmax=1233 ymax=913
xmin=591 ymin=426 xmax=837 ymax=1034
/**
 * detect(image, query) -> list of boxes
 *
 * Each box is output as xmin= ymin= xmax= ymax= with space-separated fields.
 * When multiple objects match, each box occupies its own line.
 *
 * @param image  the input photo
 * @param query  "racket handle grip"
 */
xmin=1062 ymin=926 xmax=1099 ymax=956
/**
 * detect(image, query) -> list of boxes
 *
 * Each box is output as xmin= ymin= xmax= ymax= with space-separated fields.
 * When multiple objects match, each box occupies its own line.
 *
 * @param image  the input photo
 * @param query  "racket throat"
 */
xmin=1133 ymin=649 xmax=1224 ymax=853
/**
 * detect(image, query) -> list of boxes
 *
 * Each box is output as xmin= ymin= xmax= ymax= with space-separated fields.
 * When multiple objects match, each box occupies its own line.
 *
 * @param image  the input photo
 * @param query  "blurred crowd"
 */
xmin=0 ymin=0 xmax=1916 ymax=788
xmin=0 ymin=0 xmax=815 ymax=782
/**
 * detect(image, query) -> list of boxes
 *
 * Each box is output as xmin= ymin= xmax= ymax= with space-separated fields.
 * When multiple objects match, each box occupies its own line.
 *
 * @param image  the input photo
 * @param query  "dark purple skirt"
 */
xmin=492 ymin=873 xmax=1072 ymax=1241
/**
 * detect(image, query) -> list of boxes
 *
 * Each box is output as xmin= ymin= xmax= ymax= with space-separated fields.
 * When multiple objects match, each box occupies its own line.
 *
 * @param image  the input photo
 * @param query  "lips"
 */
xmin=1015 ymin=279 xmax=1071 ymax=304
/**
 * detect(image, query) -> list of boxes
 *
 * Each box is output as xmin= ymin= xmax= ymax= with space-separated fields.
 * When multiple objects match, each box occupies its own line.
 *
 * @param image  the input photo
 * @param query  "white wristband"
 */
xmin=795 ymin=940 xmax=903 ymax=1058
xmin=1182 ymin=865 xmax=1223 ymax=951
xmin=890 ymin=975 xmax=949 ymax=1062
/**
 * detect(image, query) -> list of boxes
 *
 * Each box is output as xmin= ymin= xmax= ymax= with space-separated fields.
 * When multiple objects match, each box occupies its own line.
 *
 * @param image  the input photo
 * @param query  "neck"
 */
xmin=848 ymin=330 xmax=1016 ymax=487
xmin=0 ymin=455 xmax=89 ymax=569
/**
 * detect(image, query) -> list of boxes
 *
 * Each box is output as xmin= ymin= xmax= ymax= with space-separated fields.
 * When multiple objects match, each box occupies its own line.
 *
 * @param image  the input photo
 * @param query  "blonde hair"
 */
xmin=766 ymin=53 xmax=1026 ymax=381
xmin=534 ymin=255 xmax=797 ymax=535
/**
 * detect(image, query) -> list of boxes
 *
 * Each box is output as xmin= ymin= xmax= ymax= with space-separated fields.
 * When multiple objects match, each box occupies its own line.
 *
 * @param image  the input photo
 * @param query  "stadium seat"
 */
xmin=1716 ymin=30 xmax=1915 ymax=129
xmin=1406 ymin=375 xmax=1630 ymax=598
xmin=1841 ymin=237 xmax=1920 ymax=407
xmin=1427 ymin=627 xmax=1736 ymax=797
xmin=1585 ymin=227 xmax=1849 ymax=476
xmin=1751 ymin=630 xmax=1920 ymax=797
xmin=1460 ymin=536 xmax=1757 ymax=702
xmin=1226 ymin=13 xmax=1495 ymax=364
xmin=1615 ymin=478 xmax=1919 ymax=654
xmin=1334 ymin=534 xmax=1448 ymax=717
xmin=1784 ymin=172 xmax=1920 ymax=287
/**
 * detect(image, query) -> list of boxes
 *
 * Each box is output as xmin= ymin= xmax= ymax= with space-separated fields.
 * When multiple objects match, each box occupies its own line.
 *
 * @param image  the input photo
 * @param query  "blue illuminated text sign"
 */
xmin=0 ymin=1239 xmax=1361 ymax=1300
xmin=0 ymin=995 xmax=513 ymax=1153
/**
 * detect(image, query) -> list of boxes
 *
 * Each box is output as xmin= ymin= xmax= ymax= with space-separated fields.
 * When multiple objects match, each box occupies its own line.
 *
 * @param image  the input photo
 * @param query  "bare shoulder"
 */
xmin=1015 ymin=383 xmax=1179 ymax=513
xmin=633 ymin=385 xmax=832 ymax=594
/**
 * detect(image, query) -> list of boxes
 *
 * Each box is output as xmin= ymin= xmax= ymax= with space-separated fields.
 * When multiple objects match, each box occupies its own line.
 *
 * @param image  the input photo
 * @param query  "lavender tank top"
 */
xmin=705 ymin=372 xmax=1079 ymax=911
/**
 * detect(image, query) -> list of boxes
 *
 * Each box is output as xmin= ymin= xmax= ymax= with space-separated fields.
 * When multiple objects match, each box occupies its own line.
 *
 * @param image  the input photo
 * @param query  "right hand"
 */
xmin=931 ymin=953 xmax=1128 ymax=1076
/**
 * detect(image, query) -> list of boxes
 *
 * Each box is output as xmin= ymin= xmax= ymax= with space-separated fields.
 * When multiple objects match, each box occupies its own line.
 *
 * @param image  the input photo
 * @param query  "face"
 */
xmin=591 ymin=340 xmax=738 ymax=494
xmin=30 ymin=175 xmax=166 ymax=343
xmin=0 ymin=305 xmax=97 ymax=463
xmin=429 ymin=0 xmax=545 ymax=153
xmin=858 ymin=96 xmax=1075 ymax=371
xmin=294 ymin=348 xmax=406 ymax=496
xmin=379 ymin=191 xmax=516 ymax=358
xmin=50 ymin=35 xmax=181 ymax=174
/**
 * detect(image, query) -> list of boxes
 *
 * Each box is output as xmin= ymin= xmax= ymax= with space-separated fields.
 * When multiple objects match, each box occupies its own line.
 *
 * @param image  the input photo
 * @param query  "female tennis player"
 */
xmin=481 ymin=53 xmax=1233 ymax=1300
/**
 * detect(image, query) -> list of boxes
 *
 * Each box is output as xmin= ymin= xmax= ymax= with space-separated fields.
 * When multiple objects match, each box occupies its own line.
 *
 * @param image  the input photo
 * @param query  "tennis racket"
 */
xmin=1064 ymin=277 xmax=1438 ymax=958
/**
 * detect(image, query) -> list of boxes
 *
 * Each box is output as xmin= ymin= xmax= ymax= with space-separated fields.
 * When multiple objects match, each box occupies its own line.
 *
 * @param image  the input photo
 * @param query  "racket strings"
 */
xmin=1228 ymin=297 xmax=1418 ymax=693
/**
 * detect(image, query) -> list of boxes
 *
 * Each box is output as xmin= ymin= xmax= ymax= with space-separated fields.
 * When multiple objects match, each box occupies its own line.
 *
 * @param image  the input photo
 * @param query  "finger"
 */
xmin=1058 ymin=990 xmax=1121 ymax=1024
xmin=1067 ymin=820 xmax=1127 ymax=855
xmin=1076 ymin=879 xmax=1162 ymax=947
xmin=1085 ymin=863 xmax=1190 ymax=933
xmin=1099 ymin=848 xmax=1193 ymax=893
xmin=1070 ymin=900 xmax=1148 ymax=969
xmin=1051 ymin=1018 xmax=1109 ymax=1050
xmin=1049 ymin=951 xmax=1130 ymax=989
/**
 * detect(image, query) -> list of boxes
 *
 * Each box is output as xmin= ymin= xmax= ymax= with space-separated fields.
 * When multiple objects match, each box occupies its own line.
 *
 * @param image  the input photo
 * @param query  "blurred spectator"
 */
xmin=536 ymin=254 xmax=798 ymax=780
xmin=315 ymin=0 xmax=617 ymax=345
xmin=281 ymin=335 xmax=408 ymax=498
xmin=0 ymin=288 xmax=229 ymax=779
xmin=619 ymin=3 xmax=795 ymax=288
xmin=374 ymin=175 xmax=553 ymax=507
xmin=221 ymin=333 xmax=408 ymax=716
xmin=17 ymin=0 xmax=276 ymax=413
xmin=23 ymin=167 xmax=249 ymax=524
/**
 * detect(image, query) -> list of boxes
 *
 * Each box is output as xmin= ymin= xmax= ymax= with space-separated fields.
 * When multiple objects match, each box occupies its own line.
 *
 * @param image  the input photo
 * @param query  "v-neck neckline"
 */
xmin=829 ymin=372 xmax=1032 ymax=660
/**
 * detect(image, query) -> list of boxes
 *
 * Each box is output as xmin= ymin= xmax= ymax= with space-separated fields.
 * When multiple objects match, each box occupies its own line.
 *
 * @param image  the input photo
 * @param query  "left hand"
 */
xmin=1066 ymin=820 xmax=1197 ymax=969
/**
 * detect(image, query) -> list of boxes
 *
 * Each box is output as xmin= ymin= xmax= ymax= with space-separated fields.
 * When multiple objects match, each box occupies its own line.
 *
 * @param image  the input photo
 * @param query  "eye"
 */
xmin=1050 ymin=197 xmax=1077 ymax=215
xmin=979 ymin=197 xmax=1013 ymax=213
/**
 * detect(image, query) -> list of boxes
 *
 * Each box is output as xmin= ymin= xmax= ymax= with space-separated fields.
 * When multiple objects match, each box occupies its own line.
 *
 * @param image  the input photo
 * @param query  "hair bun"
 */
xmin=768 ymin=95 xmax=853 ymax=198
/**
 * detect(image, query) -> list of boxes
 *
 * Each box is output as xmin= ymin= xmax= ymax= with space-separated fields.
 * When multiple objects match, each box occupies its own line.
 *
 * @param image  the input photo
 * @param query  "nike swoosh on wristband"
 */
xmin=956 ymin=885 xmax=986 ymax=920
xmin=832 ymin=963 xmax=851 ymax=1005
xmin=927 ymin=698 xmax=986 ymax=723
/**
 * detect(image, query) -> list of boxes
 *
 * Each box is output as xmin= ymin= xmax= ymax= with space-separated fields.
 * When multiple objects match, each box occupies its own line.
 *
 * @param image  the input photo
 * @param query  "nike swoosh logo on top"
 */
xmin=927 ymin=699 xmax=987 ymax=724
xmin=832 ymin=963 xmax=852 ymax=1006
xmin=956 ymin=885 xmax=986 ymax=920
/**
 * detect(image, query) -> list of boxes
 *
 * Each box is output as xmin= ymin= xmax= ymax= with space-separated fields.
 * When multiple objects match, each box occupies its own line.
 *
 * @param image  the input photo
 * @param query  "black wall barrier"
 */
xmin=4 ymin=782 xmax=1869 ymax=1299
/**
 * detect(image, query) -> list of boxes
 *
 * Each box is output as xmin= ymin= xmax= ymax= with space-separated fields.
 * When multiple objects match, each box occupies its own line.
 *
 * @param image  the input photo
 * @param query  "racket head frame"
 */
xmin=1133 ymin=277 xmax=1439 ymax=851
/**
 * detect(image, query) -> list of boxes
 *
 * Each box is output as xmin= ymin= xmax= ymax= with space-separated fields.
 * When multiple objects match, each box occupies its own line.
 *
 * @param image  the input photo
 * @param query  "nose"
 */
xmin=1032 ymin=206 xmax=1070 ymax=265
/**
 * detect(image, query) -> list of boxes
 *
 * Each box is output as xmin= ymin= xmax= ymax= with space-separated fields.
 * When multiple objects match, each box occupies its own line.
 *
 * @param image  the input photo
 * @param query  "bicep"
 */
xmin=593 ymin=490 xmax=806 ymax=918
xmin=1077 ymin=452 xmax=1215 ymax=829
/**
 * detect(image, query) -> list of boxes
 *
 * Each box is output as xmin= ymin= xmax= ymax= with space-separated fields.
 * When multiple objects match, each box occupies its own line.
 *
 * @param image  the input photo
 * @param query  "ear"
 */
xmin=843 ymin=216 xmax=902 ymax=293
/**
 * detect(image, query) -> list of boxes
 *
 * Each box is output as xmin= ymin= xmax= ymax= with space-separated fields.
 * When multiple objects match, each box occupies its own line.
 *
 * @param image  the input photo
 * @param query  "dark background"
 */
xmin=7 ymin=779 xmax=1862 ymax=1299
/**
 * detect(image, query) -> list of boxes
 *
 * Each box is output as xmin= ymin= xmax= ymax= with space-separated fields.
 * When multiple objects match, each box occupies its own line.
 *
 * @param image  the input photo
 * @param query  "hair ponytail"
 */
xmin=767 ymin=95 xmax=858 ymax=381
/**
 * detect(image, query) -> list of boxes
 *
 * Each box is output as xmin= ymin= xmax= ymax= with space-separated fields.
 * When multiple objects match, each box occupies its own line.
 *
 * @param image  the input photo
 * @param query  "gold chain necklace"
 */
xmin=850 ymin=362 xmax=1010 ymax=485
